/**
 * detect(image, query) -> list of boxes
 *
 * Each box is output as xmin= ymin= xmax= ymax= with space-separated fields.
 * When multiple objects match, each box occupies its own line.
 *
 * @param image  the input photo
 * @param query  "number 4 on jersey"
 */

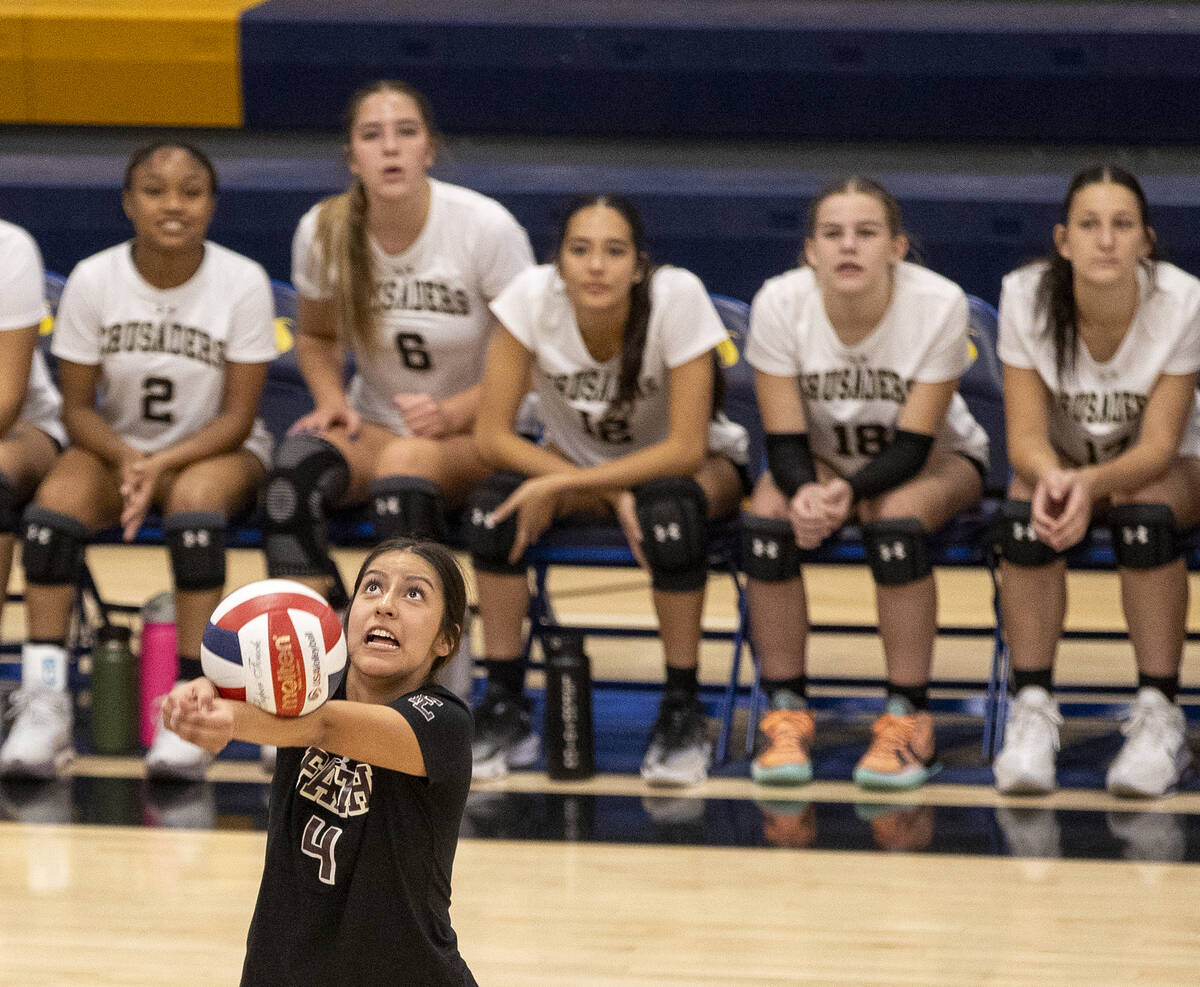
xmin=301 ymin=815 xmax=342 ymax=885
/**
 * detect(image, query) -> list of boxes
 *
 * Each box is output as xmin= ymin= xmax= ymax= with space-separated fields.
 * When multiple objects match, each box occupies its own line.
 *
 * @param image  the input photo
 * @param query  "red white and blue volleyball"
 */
xmin=201 ymin=579 xmax=346 ymax=717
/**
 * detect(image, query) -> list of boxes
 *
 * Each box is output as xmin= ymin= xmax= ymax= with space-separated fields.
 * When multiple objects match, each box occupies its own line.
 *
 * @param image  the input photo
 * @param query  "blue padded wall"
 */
xmin=241 ymin=0 xmax=1200 ymax=142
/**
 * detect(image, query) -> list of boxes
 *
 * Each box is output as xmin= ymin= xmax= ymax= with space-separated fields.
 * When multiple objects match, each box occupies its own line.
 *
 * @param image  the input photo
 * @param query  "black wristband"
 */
xmin=765 ymin=432 xmax=816 ymax=498
xmin=846 ymin=429 xmax=934 ymax=502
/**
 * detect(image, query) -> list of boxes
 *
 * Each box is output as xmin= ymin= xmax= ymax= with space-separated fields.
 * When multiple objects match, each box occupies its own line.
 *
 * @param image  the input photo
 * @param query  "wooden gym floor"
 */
xmin=3 ymin=546 xmax=1200 ymax=984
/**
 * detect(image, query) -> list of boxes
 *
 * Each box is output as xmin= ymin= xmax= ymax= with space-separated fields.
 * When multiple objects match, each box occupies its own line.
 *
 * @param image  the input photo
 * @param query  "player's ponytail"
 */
xmin=313 ymin=180 xmax=375 ymax=350
xmin=1036 ymin=164 xmax=1159 ymax=385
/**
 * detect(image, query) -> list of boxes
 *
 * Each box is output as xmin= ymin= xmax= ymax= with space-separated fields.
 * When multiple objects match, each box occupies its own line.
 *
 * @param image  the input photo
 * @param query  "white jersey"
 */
xmin=746 ymin=262 xmax=989 ymax=475
xmin=998 ymin=260 xmax=1200 ymax=464
xmin=0 ymin=219 xmax=66 ymax=447
xmin=292 ymin=178 xmax=535 ymax=433
xmin=51 ymin=241 xmax=277 ymax=464
xmin=491 ymin=264 xmax=749 ymax=468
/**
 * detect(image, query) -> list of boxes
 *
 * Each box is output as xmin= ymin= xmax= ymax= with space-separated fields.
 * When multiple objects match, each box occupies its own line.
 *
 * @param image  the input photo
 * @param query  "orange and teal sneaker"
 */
xmin=751 ymin=691 xmax=815 ymax=786
xmin=852 ymin=697 xmax=939 ymax=791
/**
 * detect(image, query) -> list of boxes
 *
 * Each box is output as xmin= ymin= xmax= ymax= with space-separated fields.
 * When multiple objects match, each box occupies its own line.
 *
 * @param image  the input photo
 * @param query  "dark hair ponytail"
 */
xmin=1036 ymin=164 xmax=1158 ymax=384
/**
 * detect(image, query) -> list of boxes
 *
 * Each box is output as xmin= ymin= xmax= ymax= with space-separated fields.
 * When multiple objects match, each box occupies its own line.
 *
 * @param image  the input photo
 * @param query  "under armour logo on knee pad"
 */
xmin=1010 ymin=521 xmax=1038 ymax=542
xmin=877 ymin=540 xmax=907 ymax=563
xmin=1121 ymin=525 xmax=1150 ymax=545
xmin=750 ymin=537 xmax=780 ymax=559
xmin=376 ymin=495 xmax=402 ymax=516
xmin=181 ymin=529 xmax=211 ymax=548
xmin=652 ymin=522 xmax=682 ymax=544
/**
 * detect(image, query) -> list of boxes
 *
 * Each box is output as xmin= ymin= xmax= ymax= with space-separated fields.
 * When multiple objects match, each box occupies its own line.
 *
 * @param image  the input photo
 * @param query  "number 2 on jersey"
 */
xmin=141 ymin=376 xmax=174 ymax=424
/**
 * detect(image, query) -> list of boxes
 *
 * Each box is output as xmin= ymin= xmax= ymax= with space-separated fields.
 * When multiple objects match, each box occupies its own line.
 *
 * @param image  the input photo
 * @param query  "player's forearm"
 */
xmin=230 ymin=699 xmax=325 ymax=747
xmin=557 ymin=433 xmax=707 ymax=496
xmin=296 ymin=334 xmax=348 ymax=409
xmin=62 ymin=406 xmax=135 ymax=466
xmin=439 ymin=384 xmax=481 ymax=435
xmin=149 ymin=412 xmax=255 ymax=473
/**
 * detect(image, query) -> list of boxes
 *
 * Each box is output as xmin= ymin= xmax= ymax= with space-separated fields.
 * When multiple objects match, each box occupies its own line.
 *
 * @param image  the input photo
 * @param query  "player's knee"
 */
xmin=21 ymin=505 xmax=87 ymax=586
xmin=165 ymin=511 xmax=227 ymax=591
xmin=369 ymin=475 xmax=448 ymax=541
xmin=740 ymin=513 xmax=799 ymax=583
xmin=997 ymin=500 xmax=1059 ymax=568
xmin=0 ymin=472 xmax=19 ymax=534
xmin=862 ymin=517 xmax=930 ymax=587
xmin=634 ymin=476 xmax=709 ymax=592
xmin=467 ymin=471 xmax=525 ymax=575
xmin=1109 ymin=502 xmax=1179 ymax=569
xmin=263 ymin=434 xmax=350 ymax=578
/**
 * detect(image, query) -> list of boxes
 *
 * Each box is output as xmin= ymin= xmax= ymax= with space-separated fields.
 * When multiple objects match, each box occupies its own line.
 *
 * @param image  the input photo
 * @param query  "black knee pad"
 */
xmin=369 ymin=475 xmax=448 ymax=541
xmin=740 ymin=514 xmax=800 ymax=582
xmin=164 ymin=511 xmax=227 ymax=591
xmin=997 ymin=500 xmax=1060 ymax=568
xmin=466 ymin=471 xmax=525 ymax=575
xmin=1109 ymin=503 xmax=1179 ymax=569
xmin=22 ymin=505 xmax=87 ymax=586
xmin=264 ymin=434 xmax=351 ymax=579
xmin=862 ymin=518 xmax=930 ymax=587
xmin=634 ymin=476 xmax=709 ymax=592
xmin=0 ymin=472 xmax=18 ymax=534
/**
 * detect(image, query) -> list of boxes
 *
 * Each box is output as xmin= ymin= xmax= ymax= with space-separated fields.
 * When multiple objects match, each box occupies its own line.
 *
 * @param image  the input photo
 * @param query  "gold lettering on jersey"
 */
xmin=373 ymin=277 xmax=470 ymax=315
xmin=100 ymin=321 xmax=226 ymax=368
xmin=1055 ymin=390 xmax=1147 ymax=426
xmin=297 ymin=748 xmax=373 ymax=818
xmin=800 ymin=368 xmax=913 ymax=404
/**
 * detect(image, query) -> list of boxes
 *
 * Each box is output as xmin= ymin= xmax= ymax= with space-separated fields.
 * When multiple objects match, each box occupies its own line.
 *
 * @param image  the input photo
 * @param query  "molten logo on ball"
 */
xmin=201 ymin=579 xmax=347 ymax=717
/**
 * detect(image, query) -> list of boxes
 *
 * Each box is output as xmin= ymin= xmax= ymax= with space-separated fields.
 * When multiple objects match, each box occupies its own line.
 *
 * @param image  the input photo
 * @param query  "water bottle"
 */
xmin=139 ymin=592 xmax=177 ymax=748
xmin=90 ymin=624 xmax=137 ymax=755
xmin=542 ymin=631 xmax=594 ymax=780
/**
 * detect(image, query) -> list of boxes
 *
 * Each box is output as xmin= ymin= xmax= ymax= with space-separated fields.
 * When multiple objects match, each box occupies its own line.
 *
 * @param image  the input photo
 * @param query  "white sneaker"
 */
xmin=640 ymin=699 xmax=711 ymax=788
xmin=993 ymin=686 xmax=1061 ymax=795
xmin=146 ymin=720 xmax=213 ymax=782
xmin=1105 ymin=687 xmax=1191 ymax=799
xmin=0 ymin=687 xmax=74 ymax=780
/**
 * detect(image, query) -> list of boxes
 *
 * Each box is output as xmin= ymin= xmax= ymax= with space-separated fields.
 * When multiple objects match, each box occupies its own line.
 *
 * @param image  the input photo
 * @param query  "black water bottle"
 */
xmin=543 ymin=632 xmax=594 ymax=780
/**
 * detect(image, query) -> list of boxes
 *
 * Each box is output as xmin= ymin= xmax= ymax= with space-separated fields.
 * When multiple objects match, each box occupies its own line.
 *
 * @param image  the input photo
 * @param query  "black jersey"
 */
xmin=241 ymin=682 xmax=476 ymax=986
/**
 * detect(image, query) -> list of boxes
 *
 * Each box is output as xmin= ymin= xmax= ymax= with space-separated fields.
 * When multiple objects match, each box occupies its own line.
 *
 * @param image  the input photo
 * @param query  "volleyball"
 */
xmin=200 ymin=579 xmax=347 ymax=717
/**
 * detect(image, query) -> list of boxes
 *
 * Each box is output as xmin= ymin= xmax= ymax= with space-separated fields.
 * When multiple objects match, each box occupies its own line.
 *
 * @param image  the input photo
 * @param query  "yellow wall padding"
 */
xmin=1 ymin=2 xmax=264 ymax=126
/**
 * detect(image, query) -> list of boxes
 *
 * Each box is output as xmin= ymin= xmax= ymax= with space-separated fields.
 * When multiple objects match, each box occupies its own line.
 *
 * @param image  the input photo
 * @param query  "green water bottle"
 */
xmin=91 ymin=624 xmax=137 ymax=755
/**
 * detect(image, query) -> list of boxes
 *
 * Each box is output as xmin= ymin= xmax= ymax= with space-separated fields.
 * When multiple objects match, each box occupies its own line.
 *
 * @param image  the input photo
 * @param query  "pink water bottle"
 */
xmin=139 ymin=591 xmax=177 ymax=748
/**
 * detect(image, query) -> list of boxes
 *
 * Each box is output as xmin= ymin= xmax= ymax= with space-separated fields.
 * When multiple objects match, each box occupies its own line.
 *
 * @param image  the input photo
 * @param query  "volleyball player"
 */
xmin=468 ymin=195 xmax=748 ymax=787
xmin=262 ymin=80 xmax=534 ymax=633
xmin=742 ymin=176 xmax=988 ymax=791
xmin=0 ymin=220 xmax=64 ymax=632
xmin=162 ymin=538 xmax=475 ymax=985
xmin=992 ymin=165 xmax=1200 ymax=798
xmin=0 ymin=142 xmax=277 ymax=781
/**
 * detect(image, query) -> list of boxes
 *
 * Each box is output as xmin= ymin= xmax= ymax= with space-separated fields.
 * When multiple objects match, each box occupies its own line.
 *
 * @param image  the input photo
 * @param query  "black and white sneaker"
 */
xmin=471 ymin=686 xmax=539 ymax=781
xmin=640 ymin=696 xmax=711 ymax=788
